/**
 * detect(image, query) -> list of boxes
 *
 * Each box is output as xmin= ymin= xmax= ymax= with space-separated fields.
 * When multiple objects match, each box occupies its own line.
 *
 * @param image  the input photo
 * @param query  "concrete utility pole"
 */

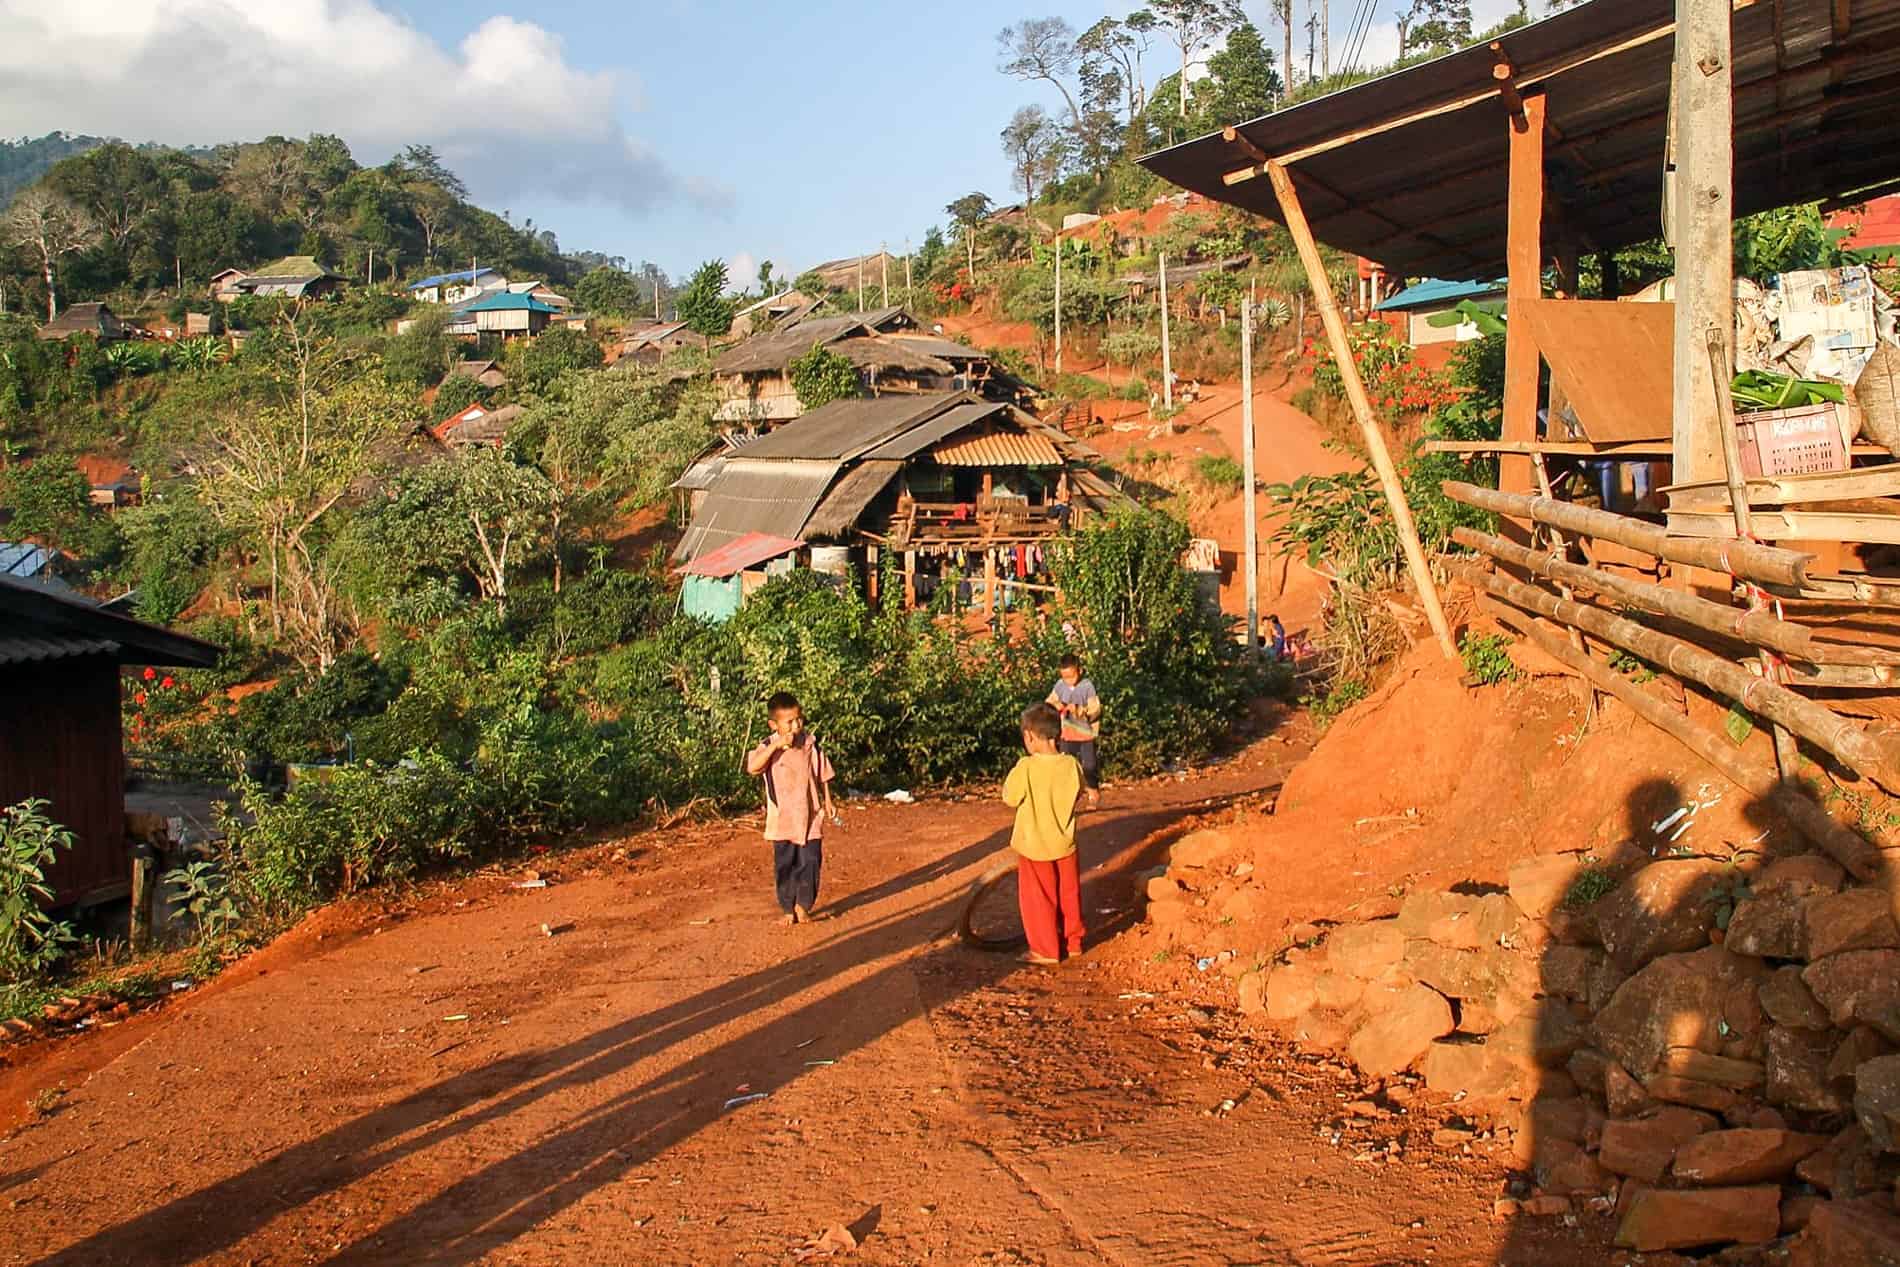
xmin=904 ymin=240 xmax=913 ymax=306
xmin=880 ymin=243 xmax=889 ymax=307
xmin=1242 ymin=283 xmax=1260 ymax=650
xmin=367 ymin=247 xmax=374 ymax=288
xmin=1669 ymin=0 xmax=1732 ymax=488
xmin=857 ymin=255 xmax=865 ymax=313
xmin=1159 ymin=252 xmax=1174 ymax=410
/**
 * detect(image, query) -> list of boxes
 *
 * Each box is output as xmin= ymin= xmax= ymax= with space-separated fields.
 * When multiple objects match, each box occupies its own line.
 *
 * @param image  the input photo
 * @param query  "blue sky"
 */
xmin=0 ymin=0 xmax=1515 ymax=283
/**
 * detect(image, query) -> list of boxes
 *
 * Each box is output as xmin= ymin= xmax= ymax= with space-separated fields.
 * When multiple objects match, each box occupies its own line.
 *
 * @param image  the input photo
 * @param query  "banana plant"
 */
xmin=1730 ymin=370 xmax=1843 ymax=411
xmin=1424 ymin=299 xmax=1507 ymax=336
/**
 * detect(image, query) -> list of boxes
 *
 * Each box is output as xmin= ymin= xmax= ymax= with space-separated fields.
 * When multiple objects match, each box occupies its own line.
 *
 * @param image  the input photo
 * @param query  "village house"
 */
xmin=206 ymin=268 xmax=249 ymax=302
xmin=422 ymin=402 xmax=524 ymax=449
xmin=728 ymin=289 xmax=814 ymax=341
xmin=616 ymin=319 xmax=694 ymax=366
xmin=1374 ymin=277 xmax=1508 ymax=347
xmin=456 ymin=291 xmax=557 ymax=339
xmin=0 ymin=575 xmax=218 ymax=906
xmin=504 ymin=279 xmax=570 ymax=310
xmin=448 ymin=358 xmax=507 ymax=390
xmin=674 ymin=392 xmax=1122 ymax=615
xmin=407 ymin=267 xmax=508 ymax=305
xmin=225 ymin=256 xmax=344 ymax=301
xmin=36 ymin=302 xmax=127 ymax=343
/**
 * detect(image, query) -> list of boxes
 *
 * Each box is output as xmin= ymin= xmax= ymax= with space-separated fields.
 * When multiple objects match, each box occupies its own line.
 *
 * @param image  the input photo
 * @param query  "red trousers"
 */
xmin=1017 ymin=852 xmax=1085 ymax=960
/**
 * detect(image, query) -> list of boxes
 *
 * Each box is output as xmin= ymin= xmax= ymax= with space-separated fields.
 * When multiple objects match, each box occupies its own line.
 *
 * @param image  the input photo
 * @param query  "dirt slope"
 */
xmin=0 ymin=726 xmax=1601 ymax=1266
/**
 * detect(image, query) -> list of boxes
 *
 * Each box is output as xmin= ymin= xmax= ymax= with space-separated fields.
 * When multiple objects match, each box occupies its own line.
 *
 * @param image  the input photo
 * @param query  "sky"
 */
xmin=0 ymin=0 xmax=1521 ymax=284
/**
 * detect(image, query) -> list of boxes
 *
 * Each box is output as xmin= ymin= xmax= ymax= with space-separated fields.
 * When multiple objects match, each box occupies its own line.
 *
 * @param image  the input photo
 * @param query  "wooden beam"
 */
xmin=1501 ymin=92 xmax=1547 ymax=510
xmin=1492 ymin=44 xmax=1529 ymax=131
xmin=1671 ymin=0 xmax=1735 ymax=488
xmin=1266 ymin=160 xmax=1457 ymax=659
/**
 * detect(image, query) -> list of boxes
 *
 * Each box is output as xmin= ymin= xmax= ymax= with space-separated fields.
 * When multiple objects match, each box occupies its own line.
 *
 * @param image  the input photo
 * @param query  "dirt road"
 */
xmin=0 ymin=739 xmax=1597 ymax=1266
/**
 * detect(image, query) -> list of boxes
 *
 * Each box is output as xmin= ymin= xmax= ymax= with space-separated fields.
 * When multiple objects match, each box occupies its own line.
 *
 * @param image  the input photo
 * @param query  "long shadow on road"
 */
xmin=34 ymin=791 xmax=1251 ymax=1265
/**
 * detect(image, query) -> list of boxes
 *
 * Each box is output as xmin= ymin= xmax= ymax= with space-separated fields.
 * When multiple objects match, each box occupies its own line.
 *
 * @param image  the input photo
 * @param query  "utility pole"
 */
xmin=175 ymin=256 xmax=183 ymax=296
xmin=1669 ymin=0 xmax=1732 ymax=489
xmin=856 ymin=255 xmax=865 ymax=313
xmin=1306 ymin=12 xmax=1317 ymax=83
xmin=1242 ymin=282 xmax=1260 ymax=650
xmin=1321 ymin=0 xmax=1330 ymax=77
xmin=966 ymin=226 xmax=977 ymax=293
xmin=880 ymin=243 xmax=889 ymax=307
xmin=1054 ymin=237 xmax=1063 ymax=374
xmin=1159 ymin=252 xmax=1173 ymax=411
xmin=904 ymin=238 xmax=913 ymax=306
xmin=367 ymin=247 xmax=374 ymax=288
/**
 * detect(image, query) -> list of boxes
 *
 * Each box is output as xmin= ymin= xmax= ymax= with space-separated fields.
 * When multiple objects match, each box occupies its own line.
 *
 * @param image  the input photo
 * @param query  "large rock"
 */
xmin=1237 ymin=970 xmax=1267 ymax=1016
xmin=1535 ymin=1135 xmax=1614 ymax=1195
xmin=1312 ymin=970 xmax=1364 ymax=1012
xmin=1596 ymin=859 xmax=1728 ymax=973
xmin=1761 ymin=966 xmax=1834 ymax=1030
xmin=1831 ymin=1026 xmax=1897 ymax=1085
xmin=1145 ymin=874 xmax=1182 ymax=904
xmin=1402 ymin=941 xmax=1525 ymax=1007
xmin=1396 ymin=890 xmax=1472 ymax=939
xmin=1605 ymin=1062 xmax=1656 ymax=1118
xmin=1760 ymin=853 xmax=1846 ymax=895
xmin=1853 ymin=1053 xmax=1900 ymax=1152
xmin=1796 ymin=1125 xmax=1874 ymax=1197
xmin=1614 ymin=1186 xmax=1781 ymax=1252
xmin=1145 ymin=895 xmax=1193 ymax=928
xmin=1599 ymin=1106 xmax=1718 ymax=1182
xmin=1325 ymin=921 xmax=1406 ymax=980
xmin=1594 ymin=946 xmax=1770 ymax=1079
xmin=1539 ymin=946 xmax=1601 ymax=1001
xmin=1768 ymin=1025 xmax=1851 ymax=1113
xmin=1726 ymin=884 xmax=1815 ymax=960
xmin=1420 ymin=1040 xmax=1523 ymax=1104
xmin=1263 ymin=962 xmax=1321 ymax=1021
xmin=1804 ymin=950 xmax=1900 ymax=1041
xmin=1792 ymin=1196 xmax=1900 ymax=1267
xmin=1671 ymin=1128 xmax=1829 ymax=1184
xmin=1808 ymin=887 xmax=1900 ymax=960
xmin=1347 ymin=983 xmax=1454 ymax=1077
xmin=1167 ymin=829 xmax=1236 ymax=870
xmin=1508 ymin=854 xmax=1590 ymax=921
xmin=1487 ymin=1005 xmax=1589 ymax=1073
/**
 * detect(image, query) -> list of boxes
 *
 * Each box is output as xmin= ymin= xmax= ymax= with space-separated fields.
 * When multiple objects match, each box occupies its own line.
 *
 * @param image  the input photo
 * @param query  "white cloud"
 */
xmin=726 ymin=252 xmax=757 ymax=290
xmin=0 ymin=0 xmax=728 ymax=219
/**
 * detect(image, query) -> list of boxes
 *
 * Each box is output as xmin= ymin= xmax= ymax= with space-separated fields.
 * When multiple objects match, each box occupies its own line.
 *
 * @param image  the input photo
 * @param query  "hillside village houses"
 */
xmin=37 ymin=301 xmax=126 ymax=343
xmin=207 ymin=256 xmax=344 ymax=302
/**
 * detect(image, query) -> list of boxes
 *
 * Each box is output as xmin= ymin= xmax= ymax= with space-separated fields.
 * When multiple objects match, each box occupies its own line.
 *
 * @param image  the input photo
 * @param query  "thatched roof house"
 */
xmin=38 ymin=302 xmax=127 ymax=342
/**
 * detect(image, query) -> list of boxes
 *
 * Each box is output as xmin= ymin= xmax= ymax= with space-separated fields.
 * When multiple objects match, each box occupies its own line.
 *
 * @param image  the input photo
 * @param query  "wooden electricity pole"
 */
xmin=880 ymin=243 xmax=889 ymax=307
xmin=1267 ymin=160 xmax=1457 ymax=659
xmin=1159 ymin=252 xmax=1174 ymax=410
xmin=1054 ymin=236 xmax=1064 ymax=374
xmin=1670 ymin=0 xmax=1733 ymax=487
xmin=857 ymin=255 xmax=865 ymax=313
xmin=1242 ymin=283 xmax=1260 ymax=649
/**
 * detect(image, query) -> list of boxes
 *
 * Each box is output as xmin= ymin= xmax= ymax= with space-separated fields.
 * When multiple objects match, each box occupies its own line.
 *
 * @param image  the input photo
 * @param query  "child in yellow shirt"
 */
xmin=1002 ymin=703 xmax=1085 ymax=965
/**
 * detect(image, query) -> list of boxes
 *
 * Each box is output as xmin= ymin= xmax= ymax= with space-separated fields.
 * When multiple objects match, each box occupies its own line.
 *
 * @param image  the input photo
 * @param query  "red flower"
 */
xmin=134 ymin=691 xmax=147 ymax=705
xmin=142 ymin=667 xmax=156 ymax=681
xmin=160 ymin=676 xmax=175 ymax=689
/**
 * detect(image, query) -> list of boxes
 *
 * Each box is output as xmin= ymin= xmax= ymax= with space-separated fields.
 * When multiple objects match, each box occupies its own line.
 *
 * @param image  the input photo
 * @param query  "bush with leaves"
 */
xmin=512 ymin=325 xmax=602 ymax=396
xmin=789 ymin=344 xmax=862 ymax=411
xmin=430 ymin=371 xmax=489 ymax=420
xmin=1 ymin=800 xmax=75 ymax=996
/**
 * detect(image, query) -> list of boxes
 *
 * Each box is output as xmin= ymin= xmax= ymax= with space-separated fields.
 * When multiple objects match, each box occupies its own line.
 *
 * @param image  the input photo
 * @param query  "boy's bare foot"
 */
xmin=1017 ymin=951 xmax=1060 ymax=966
xmin=784 ymin=912 xmax=797 ymax=926
xmin=793 ymin=904 xmax=811 ymax=924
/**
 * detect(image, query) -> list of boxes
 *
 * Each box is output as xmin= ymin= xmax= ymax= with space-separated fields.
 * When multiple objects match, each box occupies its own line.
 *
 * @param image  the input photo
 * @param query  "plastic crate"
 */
xmin=1735 ymin=402 xmax=1849 ymax=478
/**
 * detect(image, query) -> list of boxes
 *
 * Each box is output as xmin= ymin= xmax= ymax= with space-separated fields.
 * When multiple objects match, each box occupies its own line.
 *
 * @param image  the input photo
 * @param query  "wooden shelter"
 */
xmin=0 ymin=577 xmax=218 ymax=907
xmin=37 ymin=302 xmax=126 ymax=343
xmin=1139 ymin=0 xmax=1900 ymax=863
xmin=675 ymin=393 xmax=1125 ymax=610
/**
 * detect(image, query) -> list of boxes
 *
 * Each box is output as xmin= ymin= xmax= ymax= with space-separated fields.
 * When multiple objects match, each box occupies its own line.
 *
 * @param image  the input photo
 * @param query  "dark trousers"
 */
xmin=1059 ymin=738 xmax=1099 ymax=789
xmin=1017 ymin=852 xmax=1085 ymax=960
xmin=772 ymin=839 xmax=822 ymax=913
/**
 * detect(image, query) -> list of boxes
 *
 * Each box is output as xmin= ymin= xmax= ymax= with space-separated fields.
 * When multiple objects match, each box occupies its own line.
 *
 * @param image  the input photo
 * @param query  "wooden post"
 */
xmin=1159 ymin=253 xmax=1174 ymax=411
xmin=984 ymin=548 xmax=997 ymax=615
xmin=1054 ymin=236 xmax=1064 ymax=374
xmin=867 ymin=544 xmax=880 ymax=603
xmin=1501 ymin=93 xmax=1548 ymax=512
xmin=904 ymin=550 xmax=917 ymax=607
xmin=1670 ymin=0 xmax=1734 ymax=487
xmin=880 ymin=244 xmax=889 ymax=307
xmin=1266 ymin=160 xmax=1458 ymax=659
xmin=1242 ymin=285 xmax=1260 ymax=649
xmin=857 ymin=255 xmax=865 ymax=313
xmin=129 ymin=846 xmax=155 ymax=952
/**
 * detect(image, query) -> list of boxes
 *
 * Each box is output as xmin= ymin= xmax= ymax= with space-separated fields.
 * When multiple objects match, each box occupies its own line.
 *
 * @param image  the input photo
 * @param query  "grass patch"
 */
xmin=1562 ymin=868 xmax=1618 ymax=910
xmin=1194 ymin=455 xmax=1244 ymax=494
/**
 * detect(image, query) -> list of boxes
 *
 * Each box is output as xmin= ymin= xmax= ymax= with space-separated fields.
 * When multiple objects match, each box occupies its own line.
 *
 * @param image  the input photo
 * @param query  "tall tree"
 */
xmin=5 ymin=188 xmax=96 ymax=319
xmin=757 ymin=258 xmax=775 ymax=294
xmin=1400 ymin=0 xmax=1475 ymax=53
xmin=1205 ymin=21 xmax=1283 ymax=123
xmin=945 ymin=192 xmax=993 ymax=286
xmin=1077 ymin=13 xmax=1156 ymax=126
xmin=676 ymin=259 xmax=734 ymax=350
xmin=45 ymin=142 xmax=163 ymax=251
xmin=997 ymin=18 xmax=1085 ymax=130
xmin=1000 ymin=106 xmax=1063 ymax=205
xmin=1267 ymin=0 xmax=1296 ymax=97
xmin=395 ymin=144 xmax=468 ymax=200
xmin=1151 ymin=0 xmax=1245 ymax=116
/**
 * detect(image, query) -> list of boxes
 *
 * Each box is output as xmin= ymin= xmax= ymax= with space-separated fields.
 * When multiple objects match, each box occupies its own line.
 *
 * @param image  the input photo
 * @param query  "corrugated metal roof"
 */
xmin=1376 ymin=278 xmax=1506 ymax=312
xmin=0 ymin=636 xmax=119 ymax=665
xmin=0 ymin=543 xmax=54 ymax=577
xmin=671 ymin=452 xmax=728 ymax=491
xmin=735 ymin=394 xmax=968 ymax=461
xmin=1138 ymin=0 xmax=1900 ymax=279
xmin=804 ymin=461 xmax=903 ymax=538
xmin=862 ymin=402 xmax=1008 ymax=460
xmin=0 ymin=575 xmax=218 ymax=668
xmin=409 ymin=267 xmax=501 ymax=289
xmin=464 ymin=292 xmax=559 ymax=314
xmin=672 ymin=460 xmax=842 ymax=561
xmin=883 ymin=334 xmax=989 ymax=361
xmin=833 ymin=338 xmax=956 ymax=375
xmin=677 ymin=531 xmax=803 ymax=578
xmin=714 ymin=316 xmax=873 ymax=375
xmin=929 ymin=430 xmax=1064 ymax=467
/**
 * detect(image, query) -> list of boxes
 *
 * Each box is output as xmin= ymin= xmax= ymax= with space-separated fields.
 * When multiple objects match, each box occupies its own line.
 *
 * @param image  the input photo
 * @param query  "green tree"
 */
xmin=515 ymin=325 xmax=603 ymax=394
xmin=789 ymin=345 xmax=862 ymax=411
xmin=1205 ymin=20 xmax=1282 ymax=124
xmin=677 ymin=259 xmax=734 ymax=350
xmin=431 ymin=372 xmax=489 ymax=420
xmin=1151 ymin=0 xmax=1244 ymax=117
xmin=382 ymin=305 xmax=452 ymax=392
xmin=1 ymin=459 xmax=91 ymax=550
xmin=997 ymin=18 xmax=1085 ymax=132
xmin=945 ymin=192 xmax=994 ymax=286
xmin=572 ymin=265 xmax=642 ymax=315
xmin=1001 ymin=106 xmax=1065 ymax=204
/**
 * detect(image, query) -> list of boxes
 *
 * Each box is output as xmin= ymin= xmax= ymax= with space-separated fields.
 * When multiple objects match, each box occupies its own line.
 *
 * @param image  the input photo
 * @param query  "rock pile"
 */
xmin=1144 ymin=827 xmax=1900 ymax=1262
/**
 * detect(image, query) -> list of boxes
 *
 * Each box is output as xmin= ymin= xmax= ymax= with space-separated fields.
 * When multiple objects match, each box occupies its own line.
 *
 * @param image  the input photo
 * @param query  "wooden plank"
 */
xmin=1664 ymin=463 xmax=1900 ymax=507
xmin=1501 ymin=93 xmax=1547 ymax=503
xmin=1268 ymin=160 xmax=1457 ymax=659
xmin=1518 ymin=299 xmax=1676 ymax=442
xmin=1667 ymin=506 xmax=1900 ymax=544
xmin=1423 ymin=438 xmax=1895 ymax=457
xmin=1672 ymin=0 xmax=1735 ymax=486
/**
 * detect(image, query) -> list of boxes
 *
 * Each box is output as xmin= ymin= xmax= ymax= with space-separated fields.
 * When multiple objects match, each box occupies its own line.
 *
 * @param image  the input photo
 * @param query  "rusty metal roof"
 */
xmin=676 ymin=531 xmax=803 ymax=578
xmin=929 ymin=429 xmax=1065 ymax=467
xmin=1139 ymin=0 xmax=1900 ymax=279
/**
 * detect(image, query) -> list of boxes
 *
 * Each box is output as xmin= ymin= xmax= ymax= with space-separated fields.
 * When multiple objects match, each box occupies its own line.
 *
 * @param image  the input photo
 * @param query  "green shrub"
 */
xmin=1194 ymin=455 xmax=1244 ymax=494
xmin=1308 ymin=678 xmax=1368 ymax=727
xmin=0 ymin=800 xmax=76 ymax=995
xmin=1458 ymin=632 xmax=1519 ymax=686
xmin=789 ymin=344 xmax=862 ymax=411
xmin=431 ymin=372 xmax=489 ymax=420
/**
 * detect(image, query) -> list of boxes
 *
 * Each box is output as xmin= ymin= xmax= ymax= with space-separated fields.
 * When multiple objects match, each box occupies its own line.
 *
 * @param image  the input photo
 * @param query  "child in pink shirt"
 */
xmin=743 ymin=691 xmax=837 ymax=924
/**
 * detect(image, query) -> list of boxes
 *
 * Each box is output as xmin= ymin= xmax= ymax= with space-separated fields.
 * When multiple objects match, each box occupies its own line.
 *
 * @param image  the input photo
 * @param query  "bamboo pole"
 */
xmin=1159 ymin=252 xmax=1173 ymax=411
xmin=1267 ymin=160 xmax=1456 ymax=659
xmin=1441 ymin=480 xmax=1814 ymax=588
xmin=1451 ymin=560 xmax=1900 ymax=788
xmin=1487 ymin=603 xmax=1884 ymax=881
xmin=1451 ymin=527 xmax=1900 ymax=667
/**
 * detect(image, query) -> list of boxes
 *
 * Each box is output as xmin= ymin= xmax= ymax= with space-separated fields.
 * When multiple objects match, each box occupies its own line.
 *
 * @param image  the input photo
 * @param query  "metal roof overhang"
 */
xmin=672 ymin=460 xmax=841 ymax=562
xmin=1138 ymin=0 xmax=1900 ymax=279
xmin=676 ymin=531 xmax=804 ymax=578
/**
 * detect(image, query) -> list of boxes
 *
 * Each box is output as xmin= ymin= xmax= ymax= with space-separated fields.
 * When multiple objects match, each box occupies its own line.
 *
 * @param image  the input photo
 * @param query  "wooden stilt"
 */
xmin=1266 ymin=160 xmax=1458 ymax=660
xmin=1500 ymin=94 xmax=1548 ymax=521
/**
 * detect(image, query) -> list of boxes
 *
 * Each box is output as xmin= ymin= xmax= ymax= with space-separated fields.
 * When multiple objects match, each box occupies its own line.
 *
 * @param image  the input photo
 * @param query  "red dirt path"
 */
xmin=0 ymin=721 xmax=1611 ymax=1266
